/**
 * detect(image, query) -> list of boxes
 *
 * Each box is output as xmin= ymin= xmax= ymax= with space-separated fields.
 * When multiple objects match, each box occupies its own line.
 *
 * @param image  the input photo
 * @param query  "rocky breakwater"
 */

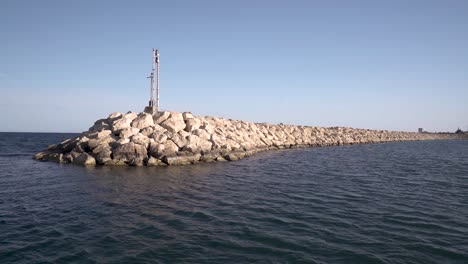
xmin=34 ymin=111 xmax=458 ymax=166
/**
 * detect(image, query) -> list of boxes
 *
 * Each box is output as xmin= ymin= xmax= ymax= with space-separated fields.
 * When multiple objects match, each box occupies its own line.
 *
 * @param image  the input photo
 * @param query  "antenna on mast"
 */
xmin=144 ymin=48 xmax=160 ymax=114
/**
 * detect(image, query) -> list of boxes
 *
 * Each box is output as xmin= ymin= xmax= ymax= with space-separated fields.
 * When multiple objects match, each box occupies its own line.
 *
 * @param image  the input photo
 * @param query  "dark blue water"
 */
xmin=1 ymin=132 xmax=467 ymax=263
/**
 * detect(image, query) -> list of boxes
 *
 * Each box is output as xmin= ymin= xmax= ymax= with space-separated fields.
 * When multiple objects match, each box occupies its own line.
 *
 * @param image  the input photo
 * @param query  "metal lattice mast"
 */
xmin=145 ymin=48 xmax=160 ymax=114
xmin=148 ymin=49 xmax=156 ymax=108
xmin=155 ymin=49 xmax=160 ymax=111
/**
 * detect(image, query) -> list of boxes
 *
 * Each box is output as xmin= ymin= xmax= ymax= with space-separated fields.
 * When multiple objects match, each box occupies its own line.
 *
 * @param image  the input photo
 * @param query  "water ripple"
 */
xmin=1 ymin=134 xmax=468 ymax=263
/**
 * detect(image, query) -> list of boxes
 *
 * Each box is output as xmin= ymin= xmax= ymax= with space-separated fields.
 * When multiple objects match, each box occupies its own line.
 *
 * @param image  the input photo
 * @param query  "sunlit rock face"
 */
xmin=34 ymin=111 xmax=460 ymax=166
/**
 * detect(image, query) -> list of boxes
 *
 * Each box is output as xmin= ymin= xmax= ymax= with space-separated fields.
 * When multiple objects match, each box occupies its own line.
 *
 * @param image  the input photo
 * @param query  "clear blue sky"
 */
xmin=1 ymin=0 xmax=467 ymax=132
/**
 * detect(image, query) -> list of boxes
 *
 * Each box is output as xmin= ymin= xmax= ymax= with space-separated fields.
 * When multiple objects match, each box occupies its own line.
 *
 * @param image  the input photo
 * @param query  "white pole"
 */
xmin=156 ymin=49 xmax=160 ymax=112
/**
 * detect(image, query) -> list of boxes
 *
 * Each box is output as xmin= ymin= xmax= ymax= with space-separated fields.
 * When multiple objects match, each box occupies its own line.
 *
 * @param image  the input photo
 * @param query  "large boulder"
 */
xmin=89 ymin=119 xmax=110 ymax=132
xmin=182 ymin=112 xmax=194 ymax=121
xmin=34 ymin=151 xmax=64 ymax=163
xmin=119 ymin=127 xmax=140 ymax=139
xmin=73 ymin=153 xmax=96 ymax=166
xmin=153 ymin=111 xmax=171 ymax=124
xmin=112 ymin=117 xmax=132 ymax=132
xmin=147 ymin=156 xmax=167 ymax=166
xmin=148 ymin=142 xmax=165 ymax=158
xmin=153 ymin=140 xmax=179 ymax=157
xmin=153 ymin=124 xmax=166 ymax=132
xmin=130 ymin=133 xmax=150 ymax=148
xmin=88 ymin=129 xmax=112 ymax=139
xmin=124 ymin=112 xmax=138 ymax=121
xmin=193 ymin=128 xmax=211 ymax=141
xmin=162 ymin=155 xmax=200 ymax=165
xmin=116 ymin=138 xmax=130 ymax=145
xmin=33 ymin=151 xmax=49 ymax=161
xmin=64 ymin=151 xmax=81 ymax=163
xmin=160 ymin=112 xmax=186 ymax=133
xmin=87 ymin=135 xmax=116 ymax=150
xmin=113 ymin=142 xmax=147 ymax=161
xmin=151 ymin=130 xmax=168 ymax=143
xmin=92 ymin=144 xmax=112 ymax=164
xmin=56 ymin=137 xmax=79 ymax=153
xmin=128 ymin=157 xmax=145 ymax=167
xmin=210 ymin=134 xmax=227 ymax=150
xmin=171 ymin=131 xmax=190 ymax=148
xmin=131 ymin=113 xmax=154 ymax=129
xmin=224 ymin=152 xmax=247 ymax=161
xmin=185 ymin=118 xmax=201 ymax=132
xmin=108 ymin=112 xmax=122 ymax=119
xmin=199 ymin=153 xmax=220 ymax=162
xmin=182 ymin=134 xmax=213 ymax=154
xmin=140 ymin=127 xmax=154 ymax=137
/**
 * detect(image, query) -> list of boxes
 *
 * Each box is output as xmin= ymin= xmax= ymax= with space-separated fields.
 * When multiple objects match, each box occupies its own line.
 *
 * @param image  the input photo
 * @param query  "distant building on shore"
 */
xmin=418 ymin=128 xmax=423 ymax=133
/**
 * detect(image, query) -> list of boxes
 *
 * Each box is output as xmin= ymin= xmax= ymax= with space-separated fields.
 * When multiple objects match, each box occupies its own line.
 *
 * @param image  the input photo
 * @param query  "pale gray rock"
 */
xmin=108 ymin=112 xmax=122 ymax=119
xmin=57 ymin=137 xmax=79 ymax=153
xmin=64 ymin=152 xmax=76 ymax=163
xmin=140 ymin=127 xmax=154 ymax=137
xmin=224 ymin=152 xmax=245 ymax=161
xmin=185 ymin=118 xmax=201 ymax=132
xmin=131 ymin=112 xmax=154 ymax=129
xmin=179 ymin=130 xmax=191 ymax=138
xmin=160 ymin=113 xmax=186 ymax=133
xmin=89 ymin=129 xmax=112 ymax=139
xmin=153 ymin=124 xmax=166 ymax=132
xmin=92 ymin=145 xmax=112 ymax=164
xmin=73 ymin=153 xmax=96 ymax=166
xmin=148 ymin=142 xmax=165 ymax=158
xmin=161 ymin=140 xmax=179 ymax=157
xmin=200 ymin=123 xmax=215 ymax=134
xmin=215 ymin=156 xmax=227 ymax=162
xmin=104 ymin=159 xmax=127 ymax=166
xmin=124 ymin=112 xmax=138 ymax=121
xmin=34 ymin=151 xmax=49 ymax=161
xmin=88 ymin=135 xmax=116 ymax=150
xmin=193 ymin=129 xmax=211 ymax=141
xmin=240 ymin=141 xmax=255 ymax=151
xmin=147 ymin=156 xmax=167 ymax=166
xmin=151 ymin=130 xmax=168 ymax=143
xmin=171 ymin=132 xmax=189 ymax=148
xmin=130 ymin=133 xmax=150 ymax=148
xmin=74 ymin=140 xmax=89 ymax=152
xmin=112 ymin=117 xmax=132 ymax=132
xmin=182 ymin=112 xmax=194 ymax=121
xmin=182 ymin=135 xmax=213 ymax=154
xmin=116 ymin=138 xmax=130 ymax=145
xmin=210 ymin=134 xmax=227 ymax=150
xmin=44 ymin=153 xmax=64 ymax=163
xmin=78 ymin=136 xmax=90 ymax=143
xmin=128 ymin=157 xmax=144 ymax=167
xmin=199 ymin=153 xmax=218 ymax=162
xmin=119 ymin=127 xmax=140 ymax=139
xmin=89 ymin=119 xmax=110 ymax=132
xmin=162 ymin=154 xmax=200 ymax=165
xmin=153 ymin=111 xmax=171 ymax=124
xmin=113 ymin=142 xmax=147 ymax=161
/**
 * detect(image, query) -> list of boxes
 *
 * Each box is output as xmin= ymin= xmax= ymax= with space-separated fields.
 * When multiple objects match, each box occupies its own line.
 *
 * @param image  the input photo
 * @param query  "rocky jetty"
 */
xmin=34 ymin=111 xmax=460 ymax=166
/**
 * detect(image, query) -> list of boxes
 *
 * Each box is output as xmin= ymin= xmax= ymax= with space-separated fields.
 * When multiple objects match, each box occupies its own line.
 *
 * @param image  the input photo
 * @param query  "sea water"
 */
xmin=1 ymin=132 xmax=467 ymax=263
